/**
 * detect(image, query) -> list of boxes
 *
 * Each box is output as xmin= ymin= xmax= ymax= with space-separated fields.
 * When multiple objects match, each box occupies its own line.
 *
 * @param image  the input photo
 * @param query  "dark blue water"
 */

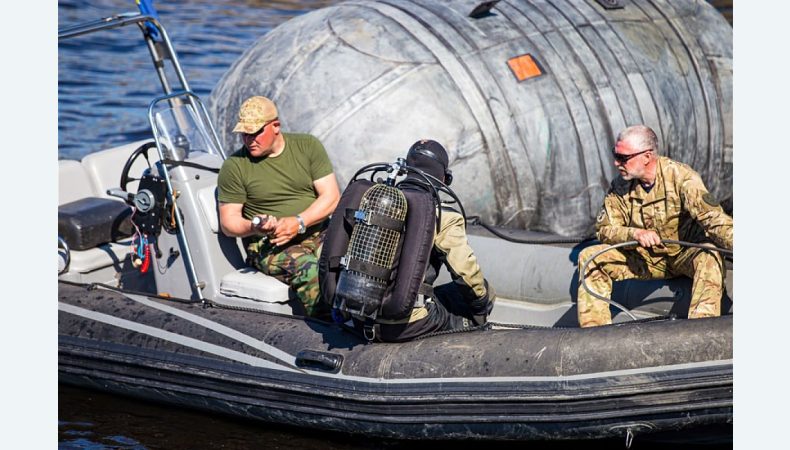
xmin=60 ymin=384 xmax=731 ymax=449
xmin=58 ymin=0 xmax=339 ymax=160
xmin=58 ymin=1 xmax=734 ymax=448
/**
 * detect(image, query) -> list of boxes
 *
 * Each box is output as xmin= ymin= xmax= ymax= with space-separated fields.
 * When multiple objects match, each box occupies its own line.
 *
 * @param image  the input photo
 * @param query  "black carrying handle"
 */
xmin=295 ymin=350 xmax=344 ymax=373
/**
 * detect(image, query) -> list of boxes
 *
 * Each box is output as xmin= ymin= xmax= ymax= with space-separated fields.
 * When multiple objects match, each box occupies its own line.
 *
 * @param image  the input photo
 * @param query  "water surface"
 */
xmin=58 ymin=0 xmax=339 ymax=160
xmin=61 ymin=384 xmax=730 ymax=449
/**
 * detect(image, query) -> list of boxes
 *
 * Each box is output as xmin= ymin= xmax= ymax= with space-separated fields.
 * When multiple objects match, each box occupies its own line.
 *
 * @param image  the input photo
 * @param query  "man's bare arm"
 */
xmin=271 ymin=173 xmax=340 ymax=246
xmin=303 ymin=172 xmax=341 ymax=226
xmin=219 ymin=202 xmax=276 ymax=238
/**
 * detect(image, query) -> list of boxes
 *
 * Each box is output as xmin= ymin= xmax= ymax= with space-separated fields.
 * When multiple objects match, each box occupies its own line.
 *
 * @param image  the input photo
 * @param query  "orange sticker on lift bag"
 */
xmin=507 ymin=54 xmax=542 ymax=81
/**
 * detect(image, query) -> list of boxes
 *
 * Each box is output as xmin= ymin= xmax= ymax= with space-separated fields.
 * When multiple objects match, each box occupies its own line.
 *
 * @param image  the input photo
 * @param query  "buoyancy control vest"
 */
xmin=319 ymin=179 xmax=437 ymax=323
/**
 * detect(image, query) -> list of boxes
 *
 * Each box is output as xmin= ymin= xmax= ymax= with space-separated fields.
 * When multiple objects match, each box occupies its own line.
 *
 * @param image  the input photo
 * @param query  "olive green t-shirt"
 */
xmin=217 ymin=133 xmax=334 ymax=221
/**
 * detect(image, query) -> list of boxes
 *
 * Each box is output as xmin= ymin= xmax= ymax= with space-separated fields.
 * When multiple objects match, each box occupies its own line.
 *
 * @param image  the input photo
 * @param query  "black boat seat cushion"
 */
xmin=58 ymin=197 xmax=134 ymax=251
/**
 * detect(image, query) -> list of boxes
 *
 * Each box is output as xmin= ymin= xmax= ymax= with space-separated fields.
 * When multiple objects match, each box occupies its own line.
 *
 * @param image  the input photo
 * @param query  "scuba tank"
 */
xmin=334 ymin=171 xmax=408 ymax=322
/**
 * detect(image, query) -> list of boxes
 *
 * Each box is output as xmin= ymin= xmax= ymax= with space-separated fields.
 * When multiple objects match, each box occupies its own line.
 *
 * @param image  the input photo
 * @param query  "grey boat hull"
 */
xmin=58 ymin=282 xmax=732 ymax=441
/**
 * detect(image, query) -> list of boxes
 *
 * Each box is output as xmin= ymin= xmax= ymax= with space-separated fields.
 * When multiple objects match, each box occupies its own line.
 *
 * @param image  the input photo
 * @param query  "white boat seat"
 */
xmin=81 ymin=139 xmax=156 ymax=197
xmin=64 ymin=241 xmax=131 ymax=273
xmin=59 ymin=240 xmax=132 ymax=286
xmin=219 ymin=268 xmax=290 ymax=303
xmin=59 ymin=160 xmax=96 ymax=205
xmin=198 ymin=185 xmax=292 ymax=311
xmin=197 ymin=185 xmax=220 ymax=233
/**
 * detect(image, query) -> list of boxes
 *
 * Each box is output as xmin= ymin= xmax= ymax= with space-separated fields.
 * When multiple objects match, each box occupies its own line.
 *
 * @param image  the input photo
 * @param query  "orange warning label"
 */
xmin=507 ymin=54 xmax=542 ymax=81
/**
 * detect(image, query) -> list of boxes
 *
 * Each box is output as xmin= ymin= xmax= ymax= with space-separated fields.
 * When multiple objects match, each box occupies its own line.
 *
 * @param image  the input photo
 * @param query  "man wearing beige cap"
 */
xmin=217 ymin=96 xmax=340 ymax=317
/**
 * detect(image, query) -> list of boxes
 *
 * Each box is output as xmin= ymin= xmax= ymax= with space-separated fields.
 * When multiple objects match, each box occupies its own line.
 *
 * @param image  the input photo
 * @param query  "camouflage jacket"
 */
xmin=595 ymin=156 xmax=733 ymax=256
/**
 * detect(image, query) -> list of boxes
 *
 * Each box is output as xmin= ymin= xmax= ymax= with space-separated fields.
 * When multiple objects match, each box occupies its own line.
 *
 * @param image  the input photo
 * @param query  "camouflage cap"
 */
xmin=232 ymin=96 xmax=278 ymax=134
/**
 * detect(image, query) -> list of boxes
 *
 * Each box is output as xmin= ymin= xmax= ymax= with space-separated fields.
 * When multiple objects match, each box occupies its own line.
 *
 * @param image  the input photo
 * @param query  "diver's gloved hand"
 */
xmin=469 ymin=280 xmax=495 ymax=326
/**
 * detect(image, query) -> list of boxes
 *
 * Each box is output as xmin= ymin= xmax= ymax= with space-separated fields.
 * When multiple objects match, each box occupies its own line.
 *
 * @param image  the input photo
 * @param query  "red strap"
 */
xmin=140 ymin=243 xmax=151 ymax=273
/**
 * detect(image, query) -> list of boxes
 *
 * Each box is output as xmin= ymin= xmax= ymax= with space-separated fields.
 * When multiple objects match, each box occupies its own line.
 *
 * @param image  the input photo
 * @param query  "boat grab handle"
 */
xmin=58 ymin=235 xmax=71 ymax=275
xmin=295 ymin=350 xmax=344 ymax=373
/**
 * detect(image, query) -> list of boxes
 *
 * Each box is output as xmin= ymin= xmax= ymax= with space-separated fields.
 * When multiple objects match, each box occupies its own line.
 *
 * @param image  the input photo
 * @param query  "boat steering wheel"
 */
xmin=120 ymin=141 xmax=159 ymax=192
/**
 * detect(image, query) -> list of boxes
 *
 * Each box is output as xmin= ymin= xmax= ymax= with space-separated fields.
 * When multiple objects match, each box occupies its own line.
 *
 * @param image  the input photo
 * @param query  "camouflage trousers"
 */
xmin=248 ymin=230 xmax=326 ymax=317
xmin=576 ymin=243 xmax=724 ymax=328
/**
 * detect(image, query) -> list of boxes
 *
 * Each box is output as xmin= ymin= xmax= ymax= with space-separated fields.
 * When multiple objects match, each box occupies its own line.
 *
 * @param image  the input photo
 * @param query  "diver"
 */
xmin=320 ymin=139 xmax=495 ymax=342
xmin=577 ymin=125 xmax=733 ymax=327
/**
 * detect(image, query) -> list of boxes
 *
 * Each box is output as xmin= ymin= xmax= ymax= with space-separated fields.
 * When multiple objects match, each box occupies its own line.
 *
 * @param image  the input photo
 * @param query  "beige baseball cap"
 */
xmin=232 ymin=96 xmax=278 ymax=134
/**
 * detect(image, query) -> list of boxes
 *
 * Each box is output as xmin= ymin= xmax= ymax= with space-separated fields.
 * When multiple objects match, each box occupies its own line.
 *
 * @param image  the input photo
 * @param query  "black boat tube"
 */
xmin=58 ymin=282 xmax=732 ymax=440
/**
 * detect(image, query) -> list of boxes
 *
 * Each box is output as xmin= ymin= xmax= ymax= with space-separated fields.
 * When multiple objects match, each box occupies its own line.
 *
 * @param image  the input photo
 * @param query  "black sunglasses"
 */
xmin=612 ymin=148 xmax=651 ymax=164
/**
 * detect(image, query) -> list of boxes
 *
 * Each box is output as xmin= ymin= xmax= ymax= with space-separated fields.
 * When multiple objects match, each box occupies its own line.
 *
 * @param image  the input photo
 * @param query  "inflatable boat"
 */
xmin=58 ymin=0 xmax=732 ymax=444
xmin=209 ymin=0 xmax=734 ymax=236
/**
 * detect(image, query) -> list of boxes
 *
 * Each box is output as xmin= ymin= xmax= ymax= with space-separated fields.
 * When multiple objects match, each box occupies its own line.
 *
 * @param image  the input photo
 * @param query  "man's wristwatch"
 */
xmin=296 ymin=215 xmax=306 ymax=234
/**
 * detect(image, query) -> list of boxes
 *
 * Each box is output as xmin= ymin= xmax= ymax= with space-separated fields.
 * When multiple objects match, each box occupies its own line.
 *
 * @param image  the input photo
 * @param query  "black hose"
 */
xmin=579 ymin=239 xmax=733 ymax=322
xmin=350 ymin=162 xmax=442 ymax=231
xmin=161 ymin=158 xmax=220 ymax=173
xmin=466 ymin=216 xmax=594 ymax=245
xmin=350 ymin=160 xmax=469 ymax=234
xmin=397 ymin=166 xmax=443 ymax=233
xmin=349 ymin=163 xmax=390 ymax=182
xmin=433 ymin=180 xmax=467 ymax=226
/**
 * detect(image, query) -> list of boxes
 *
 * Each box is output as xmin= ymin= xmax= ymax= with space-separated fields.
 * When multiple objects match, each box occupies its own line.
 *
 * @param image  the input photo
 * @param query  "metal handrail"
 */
xmin=58 ymin=12 xmax=190 ymax=99
xmin=58 ymin=13 xmax=152 ymax=40
xmin=58 ymin=236 xmax=71 ymax=276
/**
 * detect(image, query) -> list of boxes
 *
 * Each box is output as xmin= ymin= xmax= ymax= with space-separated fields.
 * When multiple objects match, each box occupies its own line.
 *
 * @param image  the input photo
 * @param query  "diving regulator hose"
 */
xmin=579 ymin=240 xmax=733 ymax=321
xmin=465 ymin=216 xmax=591 ymax=245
